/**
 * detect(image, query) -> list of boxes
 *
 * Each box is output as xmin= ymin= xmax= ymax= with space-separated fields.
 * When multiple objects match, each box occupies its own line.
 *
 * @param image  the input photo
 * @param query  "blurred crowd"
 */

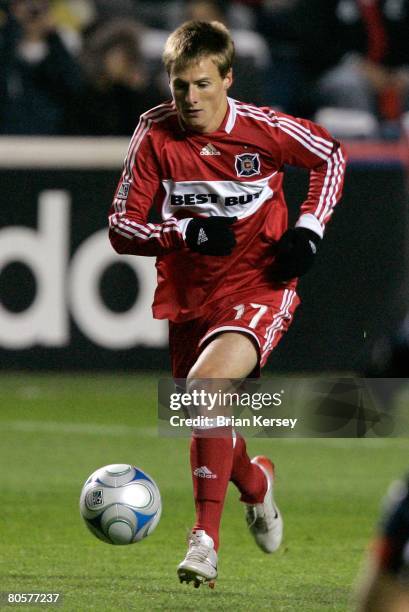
xmin=1 ymin=0 xmax=409 ymax=138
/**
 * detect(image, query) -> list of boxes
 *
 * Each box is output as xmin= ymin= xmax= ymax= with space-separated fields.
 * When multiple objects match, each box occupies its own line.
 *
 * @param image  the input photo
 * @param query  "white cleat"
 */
xmin=245 ymin=456 xmax=283 ymax=553
xmin=177 ymin=530 xmax=218 ymax=588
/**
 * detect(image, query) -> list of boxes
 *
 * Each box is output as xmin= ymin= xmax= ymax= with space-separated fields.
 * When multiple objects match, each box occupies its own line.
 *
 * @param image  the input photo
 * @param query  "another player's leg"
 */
xmin=177 ymin=332 xmax=258 ymax=587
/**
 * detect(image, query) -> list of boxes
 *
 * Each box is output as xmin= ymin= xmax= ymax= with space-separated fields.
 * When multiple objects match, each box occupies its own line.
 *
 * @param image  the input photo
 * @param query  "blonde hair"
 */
xmin=163 ymin=20 xmax=235 ymax=77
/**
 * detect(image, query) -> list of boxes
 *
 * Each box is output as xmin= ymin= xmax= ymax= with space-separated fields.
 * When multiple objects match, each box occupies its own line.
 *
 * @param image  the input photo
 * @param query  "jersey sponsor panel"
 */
xmin=161 ymin=174 xmax=275 ymax=219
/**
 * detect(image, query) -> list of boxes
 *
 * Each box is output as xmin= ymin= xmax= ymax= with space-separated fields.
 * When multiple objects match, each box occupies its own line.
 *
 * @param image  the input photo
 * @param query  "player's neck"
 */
xmin=204 ymin=99 xmax=229 ymax=133
xmin=186 ymin=99 xmax=229 ymax=134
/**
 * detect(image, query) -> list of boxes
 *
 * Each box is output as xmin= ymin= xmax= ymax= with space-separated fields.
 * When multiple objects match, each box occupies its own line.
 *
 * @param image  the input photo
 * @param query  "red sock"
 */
xmin=190 ymin=427 xmax=234 ymax=551
xmin=230 ymin=433 xmax=267 ymax=503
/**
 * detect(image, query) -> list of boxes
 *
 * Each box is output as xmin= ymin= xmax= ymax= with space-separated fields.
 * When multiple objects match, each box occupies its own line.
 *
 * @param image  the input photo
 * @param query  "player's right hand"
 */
xmin=271 ymin=227 xmax=320 ymax=280
xmin=185 ymin=216 xmax=237 ymax=256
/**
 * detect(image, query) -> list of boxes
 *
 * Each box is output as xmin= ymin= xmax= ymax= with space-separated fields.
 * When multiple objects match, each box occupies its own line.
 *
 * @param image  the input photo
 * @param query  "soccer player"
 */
xmin=354 ymin=474 xmax=409 ymax=611
xmin=108 ymin=20 xmax=346 ymax=587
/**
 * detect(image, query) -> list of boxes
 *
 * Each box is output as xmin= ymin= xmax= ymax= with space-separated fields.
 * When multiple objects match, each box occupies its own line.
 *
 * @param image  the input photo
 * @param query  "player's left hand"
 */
xmin=271 ymin=227 xmax=321 ymax=281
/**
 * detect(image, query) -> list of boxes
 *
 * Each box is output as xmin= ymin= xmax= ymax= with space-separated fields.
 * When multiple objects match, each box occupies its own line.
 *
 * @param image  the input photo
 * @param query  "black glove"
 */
xmin=185 ymin=216 xmax=237 ymax=256
xmin=272 ymin=227 xmax=321 ymax=281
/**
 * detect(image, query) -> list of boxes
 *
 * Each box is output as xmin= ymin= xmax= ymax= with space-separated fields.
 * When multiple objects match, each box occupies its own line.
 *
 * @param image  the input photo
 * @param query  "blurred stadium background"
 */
xmin=1 ymin=1 xmax=409 ymax=610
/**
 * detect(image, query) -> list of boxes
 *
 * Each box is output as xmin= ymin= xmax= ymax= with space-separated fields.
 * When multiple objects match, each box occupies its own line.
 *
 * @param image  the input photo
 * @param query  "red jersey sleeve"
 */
xmin=108 ymin=116 xmax=186 ymax=256
xmin=268 ymin=110 xmax=347 ymax=238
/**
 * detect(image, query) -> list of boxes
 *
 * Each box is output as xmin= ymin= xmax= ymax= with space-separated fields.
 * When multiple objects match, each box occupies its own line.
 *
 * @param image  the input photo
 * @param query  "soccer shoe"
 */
xmin=177 ymin=530 xmax=218 ymax=588
xmin=245 ymin=456 xmax=283 ymax=553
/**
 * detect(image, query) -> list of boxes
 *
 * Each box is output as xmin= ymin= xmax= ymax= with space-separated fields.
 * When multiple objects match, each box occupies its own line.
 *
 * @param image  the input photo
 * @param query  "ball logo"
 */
xmin=87 ymin=489 xmax=104 ymax=508
xmin=235 ymin=153 xmax=261 ymax=177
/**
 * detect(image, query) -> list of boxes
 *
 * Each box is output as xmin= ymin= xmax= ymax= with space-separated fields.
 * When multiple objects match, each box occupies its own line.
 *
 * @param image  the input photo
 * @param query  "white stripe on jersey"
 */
xmin=110 ymin=103 xmax=186 ymax=244
xmin=111 ymin=221 xmax=181 ymax=241
xmin=329 ymin=148 xmax=346 ymax=224
xmin=140 ymin=100 xmax=176 ymax=119
xmin=111 ymin=226 xmax=135 ymax=240
xmin=236 ymin=102 xmax=345 ymax=230
xmin=262 ymin=289 xmax=292 ymax=351
xmin=114 ymin=102 xmax=176 ymax=215
xmin=236 ymin=108 xmax=330 ymax=161
xmin=225 ymin=97 xmax=237 ymax=133
xmin=124 ymin=102 xmax=175 ymax=178
xmin=116 ymin=225 xmax=150 ymax=241
xmin=110 ymin=213 xmax=181 ymax=241
xmin=147 ymin=219 xmax=179 ymax=230
xmin=235 ymin=108 xmax=276 ymax=129
xmin=276 ymin=118 xmax=332 ymax=156
xmin=236 ymin=102 xmax=333 ymax=154
xmin=261 ymin=290 xmax=296 ymax=360
xmin=276 ymin=116 xmax=333 ymax=148
xmin=128 ymin=109 xmax=176 ymax=178
xmin=316 ymin=148 xmax=346 ymax=225
xmin=118 ymin=217 xmax=179 ymax=236
xmin=272 ymin=121 xmax=331 ymax=161
xmin=315 ymin=153 xmax=333 ymax=230
xmin=111 ymin=104 xmax=177 ymax=245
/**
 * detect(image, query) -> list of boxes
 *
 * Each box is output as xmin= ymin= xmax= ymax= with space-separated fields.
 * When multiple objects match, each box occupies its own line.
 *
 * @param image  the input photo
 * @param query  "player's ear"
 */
xmin=223 ymin=68 xmax=233 ymax=91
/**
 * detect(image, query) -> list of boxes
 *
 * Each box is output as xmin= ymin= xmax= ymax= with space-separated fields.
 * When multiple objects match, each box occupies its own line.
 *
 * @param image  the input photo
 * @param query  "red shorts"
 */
xmin=168 ymin=288 xmax=300 ymax=378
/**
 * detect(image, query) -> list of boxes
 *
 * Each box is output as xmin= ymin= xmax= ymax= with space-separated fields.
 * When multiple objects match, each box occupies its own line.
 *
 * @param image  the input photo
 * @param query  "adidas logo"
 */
xmin=309 ymin=240 xmax=317 ymax=254
xmin=200 ymin=143 xmax=221 ymax=156
xmin=193 ymin=466 xmax=217 ymax=479
xmin=197 ymin=228 xmax=208 ymax=245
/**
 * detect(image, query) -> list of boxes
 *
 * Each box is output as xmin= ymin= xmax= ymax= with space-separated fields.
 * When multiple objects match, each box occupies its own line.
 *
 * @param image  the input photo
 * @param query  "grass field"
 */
xmin=1 ymin=373 xmax=408 ymax=611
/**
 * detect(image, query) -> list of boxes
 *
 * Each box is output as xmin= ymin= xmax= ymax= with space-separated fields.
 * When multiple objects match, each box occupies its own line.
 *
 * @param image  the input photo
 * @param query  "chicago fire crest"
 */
xmin=234 ymin=153 xmax=261 ymax=177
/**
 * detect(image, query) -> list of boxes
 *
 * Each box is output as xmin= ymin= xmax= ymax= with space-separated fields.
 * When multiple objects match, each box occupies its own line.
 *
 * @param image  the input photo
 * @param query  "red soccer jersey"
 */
xmin=108 ymin=98 xmax=347 ymax=322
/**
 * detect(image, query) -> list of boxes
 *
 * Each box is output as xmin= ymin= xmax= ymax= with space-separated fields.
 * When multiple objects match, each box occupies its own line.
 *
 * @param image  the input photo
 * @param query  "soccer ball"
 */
xmin=79 ymin=463 xmax=162 ymax=545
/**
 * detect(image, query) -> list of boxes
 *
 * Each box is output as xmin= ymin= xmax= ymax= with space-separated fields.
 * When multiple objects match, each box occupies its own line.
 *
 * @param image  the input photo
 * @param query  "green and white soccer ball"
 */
xmin=79 ymin=464 xmax=162 ymax=545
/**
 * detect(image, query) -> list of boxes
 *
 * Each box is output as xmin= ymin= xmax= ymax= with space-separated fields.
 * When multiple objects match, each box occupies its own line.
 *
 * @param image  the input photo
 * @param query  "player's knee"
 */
xmin=187 ymin=358 xmax=226 ymax=387
xmin=186 ymin=372 xmax=219 ymax=395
